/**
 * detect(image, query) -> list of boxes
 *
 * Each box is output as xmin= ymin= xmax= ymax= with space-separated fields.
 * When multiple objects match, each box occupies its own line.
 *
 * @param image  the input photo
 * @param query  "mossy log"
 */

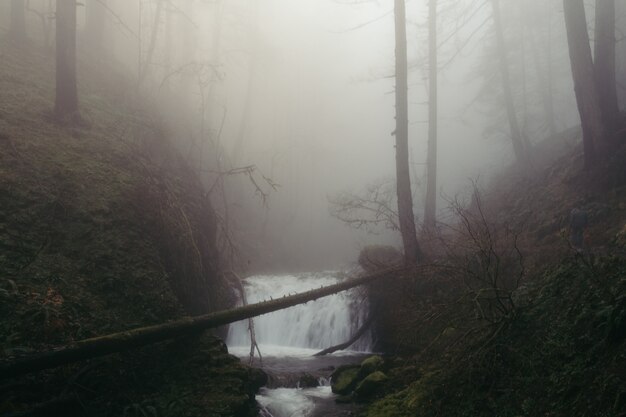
xmin=0 ymin=268 xmax=399 ymax=379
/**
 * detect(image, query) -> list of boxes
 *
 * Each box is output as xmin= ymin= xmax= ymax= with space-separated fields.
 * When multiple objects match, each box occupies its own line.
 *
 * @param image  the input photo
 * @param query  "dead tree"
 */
xmin=225 ymin=271 xmax=262 ymax=365
xmin=54 ymin=0 xmax=79 ymax=120
xmin=394 ymin=0 xmax=421 ymax=265
xmin=0 ymin=267 xmax=399 ymax=379
xmin=313 ymin=315 xmax=374 ymax=356
xmin=563 ymin=0 xmax=607 ymax=166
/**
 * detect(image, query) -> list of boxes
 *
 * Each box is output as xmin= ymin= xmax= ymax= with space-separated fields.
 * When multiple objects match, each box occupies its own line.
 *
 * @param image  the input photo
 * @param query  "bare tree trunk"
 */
xmin=594 ymin=0 xmax=620 ymax=132
xmin=394 ymin=0 xmax=420 ymax=265
xmin=54 ymin=0 xmax=79 ymax=119
xmin=10 ymin=0 xmax=26 ymax=41
xmin=491 ymin=0 xmax=529 ymax=163
xmin=85 ymin=0 xmax=106 ymax=52
xmin=423 ymin=0 xmax=437 ymax=230
xmin=563 ymin=0 xmax=607 ymax=166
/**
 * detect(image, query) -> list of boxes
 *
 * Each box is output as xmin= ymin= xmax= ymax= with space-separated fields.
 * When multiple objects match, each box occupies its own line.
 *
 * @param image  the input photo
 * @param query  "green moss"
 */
xmin=360 ymin=355 xmax=384 ymax=376
xmin=354 ymin=371 xmax=388 ymax=399
xmin=332 ymin=365 xmax=361 ymax=395
xmin=0 ymin=39 xmax=249 ymax=417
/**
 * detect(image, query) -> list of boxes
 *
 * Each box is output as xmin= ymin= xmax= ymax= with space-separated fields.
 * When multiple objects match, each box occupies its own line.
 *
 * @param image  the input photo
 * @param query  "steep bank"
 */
xmin=360 ymin=134 xmax=626 ymax=416
xmin=0 ymin=38 xmax=260 ymax=416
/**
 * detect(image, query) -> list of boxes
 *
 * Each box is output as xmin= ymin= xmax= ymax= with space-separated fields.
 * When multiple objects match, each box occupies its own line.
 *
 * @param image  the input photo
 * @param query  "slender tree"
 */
xmin=563 ymin=0 xmax=606 ymax=166
xmin=423 ymin=0 xmax=438 ymax=230
xmin=55 ymin=0 xmax=79 ymax=119
xmin=10 ymin=0 xmax=26 ymax=41
xmin=491 ymin=0 xmax=529 ymax=163
xmin=394 ymin=0 xmax=421 ymax=265
xmin=594 ymin=0 xmax=620 ymax=132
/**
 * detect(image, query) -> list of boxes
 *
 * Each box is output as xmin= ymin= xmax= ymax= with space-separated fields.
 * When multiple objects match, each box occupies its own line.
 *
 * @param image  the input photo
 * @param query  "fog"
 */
xmin=4 ymin=0 xmax=621 ymax=272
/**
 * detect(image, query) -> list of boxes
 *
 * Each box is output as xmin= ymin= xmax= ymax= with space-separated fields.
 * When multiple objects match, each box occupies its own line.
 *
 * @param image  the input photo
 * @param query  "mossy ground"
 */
xmin=0 ymin=38 xmax=254 ymax=416
xmin=364 ymin=136 xmax=626 ymax=416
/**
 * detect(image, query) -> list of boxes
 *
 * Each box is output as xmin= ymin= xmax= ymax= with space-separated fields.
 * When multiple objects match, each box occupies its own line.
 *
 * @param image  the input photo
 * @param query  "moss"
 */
xmin=354 ymin=371 xmax=388 ymax=399
xmin=332 ymin=365 xmax=361 ymax=395
xmin=360 ymin=355 xmax=384 ymax=376
xmin=0 ymin=39 xmax=251 ymax=416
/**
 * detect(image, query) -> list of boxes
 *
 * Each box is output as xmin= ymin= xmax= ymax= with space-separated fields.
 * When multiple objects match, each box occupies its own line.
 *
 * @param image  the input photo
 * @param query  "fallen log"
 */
xmin=0 ymin=267 xmax=399 ymax=379
xmin=313 ymin=314 xmax=374 ymax=356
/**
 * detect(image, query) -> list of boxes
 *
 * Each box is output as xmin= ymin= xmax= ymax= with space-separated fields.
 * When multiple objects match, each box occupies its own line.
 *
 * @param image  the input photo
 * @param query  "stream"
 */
xmin=226 ymin=272 xmax=372 ymax=417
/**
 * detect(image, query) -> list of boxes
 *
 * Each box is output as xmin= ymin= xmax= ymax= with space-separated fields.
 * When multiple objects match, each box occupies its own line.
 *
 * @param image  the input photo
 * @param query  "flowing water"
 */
xmin=226 ymin=272 xmax=371 ymax=417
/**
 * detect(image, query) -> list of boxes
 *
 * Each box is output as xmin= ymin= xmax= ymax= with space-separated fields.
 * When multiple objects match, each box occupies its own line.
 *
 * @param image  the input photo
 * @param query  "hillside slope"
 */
xmin=362 ymin=132 xmax=626 ymax=416
xmin=0 ymin=39 xmax=261 ymax=416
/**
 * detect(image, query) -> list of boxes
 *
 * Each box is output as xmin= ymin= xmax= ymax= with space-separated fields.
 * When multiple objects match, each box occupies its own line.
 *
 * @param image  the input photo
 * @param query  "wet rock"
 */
xmin=359 ymin=355 xmax=383 ymax=377
xmin=298 ymin=373 xmax=319 ymax=388
xmin=335 ymin=395 xmax=353 ymax=404
xmin=331 ymin=365 xmax=361 ymax=395
xmin=354 ymin=371 xmax=388 ymax=399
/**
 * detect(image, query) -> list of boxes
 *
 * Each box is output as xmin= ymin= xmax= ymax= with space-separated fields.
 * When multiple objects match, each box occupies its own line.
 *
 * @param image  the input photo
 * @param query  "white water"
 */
xmin=225 ymin=271 xmax=371 ymax=417
xmin=226 ymin=271 xmax=371 ymax=352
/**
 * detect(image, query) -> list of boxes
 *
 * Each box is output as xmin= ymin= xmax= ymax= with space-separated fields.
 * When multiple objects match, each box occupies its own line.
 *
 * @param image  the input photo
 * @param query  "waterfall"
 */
xmin=226 ymin=271 xmax=371 ymax=352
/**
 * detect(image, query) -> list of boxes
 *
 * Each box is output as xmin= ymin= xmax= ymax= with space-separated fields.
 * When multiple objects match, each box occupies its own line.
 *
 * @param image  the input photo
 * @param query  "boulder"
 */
xmin=298 ymin=373 xmax=319 ymax=388
xmin=359 ymin=355 xmax=384 ymax=377
xmin=331 ymin=365 xmax=361 ymax=395
xmin=354 ymin=371 xmax=389 ymax=399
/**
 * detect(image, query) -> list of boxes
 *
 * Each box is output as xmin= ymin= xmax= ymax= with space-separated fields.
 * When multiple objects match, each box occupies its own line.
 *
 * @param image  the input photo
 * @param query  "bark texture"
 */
xmin=394 ymin=0 xmax=421 ymax=265
xmin=563 ymin=0 xmax=607 ymax=166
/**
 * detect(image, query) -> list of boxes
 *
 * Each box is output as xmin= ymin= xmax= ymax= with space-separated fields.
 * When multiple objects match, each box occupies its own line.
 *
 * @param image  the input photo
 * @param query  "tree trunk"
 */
xmin=423 ymin=0 xmax=438 ymax=230
xmin=563 ymin=0 xmax=607 ymax=166
xmin=55 ymin=0 xmax=79 ymax=119
xmin=0 ymin=267 xmax=399 ymax=379
xmin=491 ymin=0 xmax=529 ymax=163
xmin=10 ymin=0 xmax=26 ymax=41
xmin=85 ymin=0 xmax=106 ymax=52
xmin=594 ymin=0 xmax=620 ymax=132
xmin=394 ymin=0 xmax=421 ymax=265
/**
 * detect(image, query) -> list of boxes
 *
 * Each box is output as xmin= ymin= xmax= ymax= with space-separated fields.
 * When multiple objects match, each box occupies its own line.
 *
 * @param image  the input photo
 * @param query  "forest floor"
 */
xmin=359 ymin=128 xmax=626 ymax=415
xmin=0 ymin=38 xmax=264 ymax=416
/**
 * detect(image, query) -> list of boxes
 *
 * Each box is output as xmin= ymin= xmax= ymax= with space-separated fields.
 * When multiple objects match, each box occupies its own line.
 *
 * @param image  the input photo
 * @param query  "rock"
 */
xmin=354 ymin=371 xmax=388 ymax=399
xmin=331 ymin=365 xmax=361 ymax=395
xmin=360 ymin=355 xmax=384 ymax=377
xmin=249 ymin=368 xmax=269 ymax=391
xmin=335 ymin=395 xmax=353 ymax=404
xmin=298 ymin=373 xmax=319 ymax=388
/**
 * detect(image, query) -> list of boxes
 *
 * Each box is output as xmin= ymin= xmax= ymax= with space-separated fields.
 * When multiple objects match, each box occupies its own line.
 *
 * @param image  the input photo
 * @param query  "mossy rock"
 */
xmin=298 ymin=373 xmax=318 ymax=388
xmin=360 ymin=355 xmax=384 ymax=377
xmin=331 ymin=365 xmax=361 ymax=395
xmin=354 ymin=371 xmax=389 ymax=399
